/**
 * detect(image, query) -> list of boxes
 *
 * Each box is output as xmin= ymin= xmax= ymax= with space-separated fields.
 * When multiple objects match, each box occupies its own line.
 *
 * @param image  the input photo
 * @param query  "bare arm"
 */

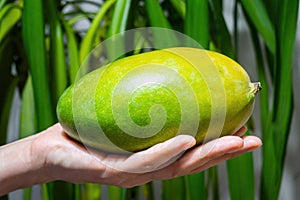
xmin=0 ymin=134 xmax=48 ymax=195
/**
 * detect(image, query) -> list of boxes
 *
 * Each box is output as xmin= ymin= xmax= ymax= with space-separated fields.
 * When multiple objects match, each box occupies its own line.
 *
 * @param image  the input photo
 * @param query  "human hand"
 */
xmin=0 ymin=123 xmax=261 ymax=195
xmin=31 ymin=123 xmax=261 ymax=188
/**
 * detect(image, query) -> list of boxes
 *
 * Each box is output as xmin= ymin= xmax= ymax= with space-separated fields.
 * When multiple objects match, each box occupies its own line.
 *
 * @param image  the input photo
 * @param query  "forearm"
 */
xmin=0 ymin=135 xmax=48 ymax=196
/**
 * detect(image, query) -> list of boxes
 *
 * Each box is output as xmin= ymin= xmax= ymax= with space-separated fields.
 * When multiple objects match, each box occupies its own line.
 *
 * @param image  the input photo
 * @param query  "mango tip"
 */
xmin=251 ymin=82 xmax=262 ymax=94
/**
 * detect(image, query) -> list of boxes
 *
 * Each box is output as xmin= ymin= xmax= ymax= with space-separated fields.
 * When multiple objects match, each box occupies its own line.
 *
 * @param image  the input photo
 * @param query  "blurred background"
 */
xmin=1 ymin=0 xmax=299 ymax=199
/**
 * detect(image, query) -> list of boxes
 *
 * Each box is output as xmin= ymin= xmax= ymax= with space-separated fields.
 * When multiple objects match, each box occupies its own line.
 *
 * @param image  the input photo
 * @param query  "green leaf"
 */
xmin=52 ymin=181 xmax=76 ymax=200
xmin=170 ymin=0 xmax=186 ymax=18
xmin=45 ymin=0 xmax=68 ymax=107
xmin=74 ymin=184 xmax=82 ymax=200
xmin=246 ymin=16 xmax=269 ymax=133
xmin=144 ymin=0 xmax=178 ymax=47
xmin=0 ymin=3 xmax=22 ymax=42
xmin=0 ymin=0 xmax=7 ymax=10
xmin=19 ymin=76 xmax=37 ymax=139
xmin=122 ymin=187 xmax=139 ymax=200
xmin=240 ymin=0 xmax=276 ymax=54
xmin=184 ymin=0 xmax=209 ymax=49
xmin=22 ymin=0 xmax=55 ymax=130
xmin=107 ymin=0 xmax=131 ymax=37
xmin=162 ymin=177 xmax=186 ymax=200
xmin=233 ymin=0 xmax=239 ymax=56
xmin=106 ymin=0 xmax=131 ymax=60
xmin=83 ymin=184 xmax=101 ymax=200
xmin=62 ymin=0 xmax=102 ymax=8
xmin=227 ymin=133 xmax=255 ymax=200
xmin=241 ymin=0 xmax=299 ymax=199
xmin=141 ymin=182 xmax=154 ymax=200
xmin=0 ymin=36 xmax=16 ymax=146
xmin=208 ymin=167 xmax=219 ymax=200
xmin=108 ymin=186 xmax=123 ymax=200
xmin=262 ymin=0 xmax=277 ymax=24
xmin=273 ymin=0 xmax=298 ymax=124
xmin=185 ymin=173 xmax=206 ymax=200
xmin=80 ymin=0 xmax=116 ymax=62
xmin=208 ymin=0 xmax=234 ymax=58
xmin=61 ymin=16 xmax=80 ymax=83
xmin=260 ymin=0 xmax=299 ymax=199
xmin=23 ymin=188 xmax=32 ymax=200
xmin=63 ymin=10 xmax=96 ymax=18
xmin=145 ymin=0 xmax=171 ymax=28
xmin=67 ymin=15 xmax=87 ymax=27
xmin=0 ymin=77 xmax=17 ymax=145
xmin=22 ymin=0 xmax=55 ymax=198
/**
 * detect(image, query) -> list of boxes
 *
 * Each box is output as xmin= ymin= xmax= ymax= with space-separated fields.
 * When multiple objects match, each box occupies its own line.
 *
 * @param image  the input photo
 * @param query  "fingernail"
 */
xmin=179 ymin=135 xmax=196 ymax=149
xmin=172 ymin=134 xmax=194 ymax=145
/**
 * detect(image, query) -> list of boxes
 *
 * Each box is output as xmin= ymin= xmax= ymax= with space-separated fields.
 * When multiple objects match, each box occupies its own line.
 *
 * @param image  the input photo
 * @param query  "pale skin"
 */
xmin=0 ymin=123 xmax=262 ymax=196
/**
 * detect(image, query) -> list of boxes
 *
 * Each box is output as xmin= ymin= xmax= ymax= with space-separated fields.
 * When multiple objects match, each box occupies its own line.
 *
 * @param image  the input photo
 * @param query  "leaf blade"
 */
xmin=0 ymin=3 xmax=22 ymax=41
xmin=45 ymin=0 xmax=68 ymax=107
xmin=240 ymin=0 xmax=276 ymax=54
xmin=22 ymin=0 xmax=55 ymax=130
xmin=79 ymin=0 xmax=116 ymax=62
xmin=227 ymin=133 xmax=255 ymax=200
xmin=184 ymin=0 xmax=209 ymax=49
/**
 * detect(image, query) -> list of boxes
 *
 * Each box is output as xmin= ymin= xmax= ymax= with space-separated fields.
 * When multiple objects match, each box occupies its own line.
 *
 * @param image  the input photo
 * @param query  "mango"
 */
xmin=56 ymin=47 xmax=261 ymax=154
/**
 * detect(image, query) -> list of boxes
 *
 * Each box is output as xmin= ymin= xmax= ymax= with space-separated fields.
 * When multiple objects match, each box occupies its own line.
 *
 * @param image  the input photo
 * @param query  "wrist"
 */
xmin=0 ymin=133 xmax=51 ymax=195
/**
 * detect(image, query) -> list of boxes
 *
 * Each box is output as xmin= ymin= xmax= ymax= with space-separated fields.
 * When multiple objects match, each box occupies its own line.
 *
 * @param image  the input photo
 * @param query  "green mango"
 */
xmin=57 ymin=47 xmax=261 ymax=153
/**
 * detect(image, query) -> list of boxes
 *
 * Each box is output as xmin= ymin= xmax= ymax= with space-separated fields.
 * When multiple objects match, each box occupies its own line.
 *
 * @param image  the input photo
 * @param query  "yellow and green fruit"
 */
xmin=56 ymin=47 xmax=261 ymax=153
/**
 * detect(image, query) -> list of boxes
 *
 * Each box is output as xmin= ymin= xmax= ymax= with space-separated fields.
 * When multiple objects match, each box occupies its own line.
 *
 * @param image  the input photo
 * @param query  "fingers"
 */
xmin=189 ymin=135 xmax=262 ymax=174
xmin=152 ymin=136 xmax=244 ymax=179
xmin=171 ymin=136 xmax=242 ymax=173
xmin=100 ymin=135 xmax=196 ymax=173
xmin=142 ymin=135 xmax=262 ymax=181
xmin=233 ymin=126 xmax=248 ymax=136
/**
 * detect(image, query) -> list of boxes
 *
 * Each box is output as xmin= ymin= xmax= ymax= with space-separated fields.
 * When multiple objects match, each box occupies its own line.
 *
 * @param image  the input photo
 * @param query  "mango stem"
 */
xmin=251 ymin=82 xmax=262 ymax=94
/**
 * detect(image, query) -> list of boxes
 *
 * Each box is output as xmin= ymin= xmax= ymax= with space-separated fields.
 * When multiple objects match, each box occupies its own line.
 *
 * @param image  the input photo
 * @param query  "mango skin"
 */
xmin=57 ymin=47 xmax=256 ymax=153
